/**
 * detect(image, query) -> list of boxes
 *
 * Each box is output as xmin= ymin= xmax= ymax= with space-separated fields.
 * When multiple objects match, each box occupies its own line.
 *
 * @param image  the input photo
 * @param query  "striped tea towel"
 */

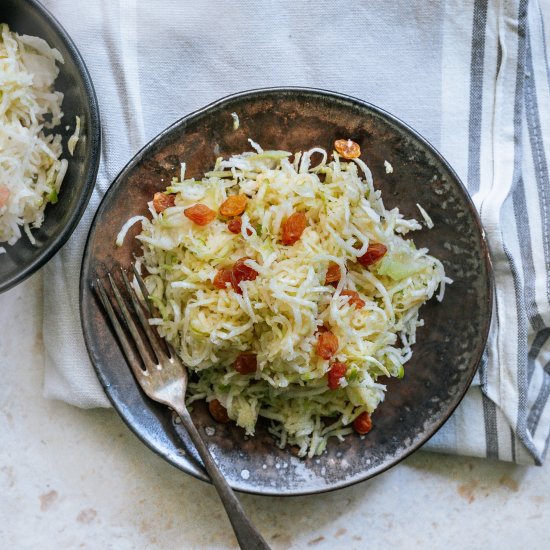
xmin=42 ymin=0 xmax=550 ymax=465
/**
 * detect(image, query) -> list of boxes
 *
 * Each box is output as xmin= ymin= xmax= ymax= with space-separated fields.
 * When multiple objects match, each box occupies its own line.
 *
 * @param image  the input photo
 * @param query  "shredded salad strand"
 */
xmin=0 ymin=24 xmax=68 ymax=247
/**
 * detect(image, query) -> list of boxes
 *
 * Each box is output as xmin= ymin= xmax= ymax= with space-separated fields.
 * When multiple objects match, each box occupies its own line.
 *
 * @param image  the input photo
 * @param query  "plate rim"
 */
xmin=80 ymin=86 xmax=493 ymax=496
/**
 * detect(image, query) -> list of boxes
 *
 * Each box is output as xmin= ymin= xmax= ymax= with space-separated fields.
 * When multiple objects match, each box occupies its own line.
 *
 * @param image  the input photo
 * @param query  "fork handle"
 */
xmin=174 ymin=406 xmax=271 ymax=550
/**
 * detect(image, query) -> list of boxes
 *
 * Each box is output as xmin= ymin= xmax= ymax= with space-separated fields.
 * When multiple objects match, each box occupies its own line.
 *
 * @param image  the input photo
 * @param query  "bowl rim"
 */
xmin=0 ymin=0 xmax=101 ymax=293
xmin=80 ymin=86 xmax=493 ymax=496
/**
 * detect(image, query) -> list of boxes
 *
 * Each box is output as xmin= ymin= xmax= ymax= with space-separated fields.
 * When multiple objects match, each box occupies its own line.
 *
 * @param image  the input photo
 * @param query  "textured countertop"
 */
xmin=1 ymin=273 xmax=550 ymax=549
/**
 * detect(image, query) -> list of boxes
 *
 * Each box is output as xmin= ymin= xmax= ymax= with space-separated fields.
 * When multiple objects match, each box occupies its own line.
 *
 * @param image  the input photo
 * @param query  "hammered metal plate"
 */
xmin=80 ymin=88 xmax=492 ymax=496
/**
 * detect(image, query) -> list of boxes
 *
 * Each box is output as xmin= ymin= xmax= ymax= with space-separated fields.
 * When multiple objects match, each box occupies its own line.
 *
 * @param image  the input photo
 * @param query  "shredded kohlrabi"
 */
xmin=121 ymin=142 xmax=451 ymax=457
xmin=0 ymin=24 xmax=72 ymax=246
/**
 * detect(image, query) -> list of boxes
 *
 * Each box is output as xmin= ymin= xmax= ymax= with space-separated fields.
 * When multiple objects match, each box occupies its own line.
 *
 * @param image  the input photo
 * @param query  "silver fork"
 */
xmin=96 ymin=267 xmax=270 ymax=550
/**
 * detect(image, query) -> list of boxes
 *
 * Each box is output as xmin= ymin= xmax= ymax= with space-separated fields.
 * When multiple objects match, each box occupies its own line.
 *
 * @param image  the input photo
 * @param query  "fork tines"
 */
xmin=95 ymin=267 xmax=170 ymax=379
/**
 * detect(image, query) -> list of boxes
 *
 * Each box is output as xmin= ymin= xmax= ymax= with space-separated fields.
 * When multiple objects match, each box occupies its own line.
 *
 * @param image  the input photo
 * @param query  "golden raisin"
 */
xmin=227 ymin=217 xmax=242 ymax=234
xmin=341 ymin=290 xmax=365 ymax=309
xmin=358 ymin=243 xmax=387 ymax=267
xmin=208 ymin=399 xmax=230 ymax=423
xmin=230 ymin=257 xmax=258 ymax=294
xmin=325 ymin=262 xmax=341 ymax=284
xmin=213 ymin=268 xmax=232 ymax=289
xmin=317 ymin=330 xmax=338 ymax=360
xmin=328 ymin=362 xmax=347 ymax=390
xmin=219 ymin=194 xmax=247 ymax=217
xmin=334 ymin=139 xmax=361 ymax=159
xmin=281 ymin=212 xmax=307 ymax=245
xmin=353 ymin=412 xmax=372 ymax=434
xmin=184 ymin=203 xmax=216 ymax=226
xmin=153 ymin=192 xmax=175 ymax=213
xmin=234 ymin=353 xmax=257 ymax=374
xmin=227 ymin=217 xmax=253 ymax=236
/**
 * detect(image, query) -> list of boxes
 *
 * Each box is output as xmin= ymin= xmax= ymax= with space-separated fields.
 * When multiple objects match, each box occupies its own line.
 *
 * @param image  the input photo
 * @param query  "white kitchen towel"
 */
xmin=42 ymin=0 xmax=550 ymax=465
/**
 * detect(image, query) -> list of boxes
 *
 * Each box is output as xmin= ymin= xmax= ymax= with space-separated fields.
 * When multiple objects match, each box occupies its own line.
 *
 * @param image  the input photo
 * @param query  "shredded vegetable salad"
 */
xmin=120 ymin=138 xmax=451 ymax=457
xmin=0 ymin=24 xmax=70 ymax=249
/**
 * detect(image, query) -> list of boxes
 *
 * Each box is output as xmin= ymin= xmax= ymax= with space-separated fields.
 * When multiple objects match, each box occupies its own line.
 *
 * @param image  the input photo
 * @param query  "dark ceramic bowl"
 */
xmin=81 ymin=88 xmax=492 ymax=495
xmin=0 ymin=0 xmax=100 ymax=292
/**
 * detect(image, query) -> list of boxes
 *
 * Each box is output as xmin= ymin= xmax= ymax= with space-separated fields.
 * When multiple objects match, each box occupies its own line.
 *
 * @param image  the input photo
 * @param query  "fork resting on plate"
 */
xmin=96 ymin=265 xmax=270 ymax=550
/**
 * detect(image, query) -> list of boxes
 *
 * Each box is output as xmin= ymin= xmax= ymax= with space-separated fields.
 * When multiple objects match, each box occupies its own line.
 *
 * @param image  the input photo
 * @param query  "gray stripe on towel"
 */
xmin=523 ymin=28 xmax=550 ymax=437
xmin=466 ymin=0 xmax=488 ymax=196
